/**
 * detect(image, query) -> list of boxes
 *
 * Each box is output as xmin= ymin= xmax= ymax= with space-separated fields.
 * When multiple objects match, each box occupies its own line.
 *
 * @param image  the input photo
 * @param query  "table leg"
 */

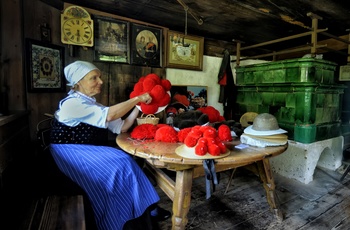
xmin=172 ymin=168 xmax=193 ymax=230
xmin=257 ymin=158 xmax=284 ymax=221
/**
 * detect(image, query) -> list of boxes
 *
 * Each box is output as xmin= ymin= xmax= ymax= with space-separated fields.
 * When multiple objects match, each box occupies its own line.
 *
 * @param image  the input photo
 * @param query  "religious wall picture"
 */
xmin=166 ymin=30 xmax=204 ymax=71
xmin=94 ymin=15 xmax=130 ymax=63
xmin=130 ymin=23 xmax=162 ymax=67
xmin=25 ymin=39 xmax=65 ymax=92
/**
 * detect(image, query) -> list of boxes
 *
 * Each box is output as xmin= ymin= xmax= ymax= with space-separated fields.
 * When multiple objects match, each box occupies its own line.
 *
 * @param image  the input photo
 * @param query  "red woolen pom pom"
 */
xmin=143 ymin=77 xmax=157 ymax=92
xmin=184 ymin=135 xmax=198 ymax=147
xmin=154 ymin=125 xmax=178 ymax=143
xmin=140 ymin=103 xmax=158 ymax=114
xmin=191 ymin=125 xmax=202 ymax=131
xmin=203 ymin=128 xmax=217 ymax=138
xmin=199 ymin=125 xmax=215 ymax=132
xmin=158 ymin=93 xmax=171 ymax=107
xmin=195 ymin=143 xmax=207 ymax=156
xmin=138 ymin=76 xmax=146 ymax=83
xmin=206 ymin=137 xmax=216 ymax=145
xmin=145 ymin=73 xmax=161 ymax=85
xmin=161 ymin=79 xmax=172 ymax=91
xmin=156 ymin=124 xmax=168 ymax=129
xmin=208 ymin=144 xmax=221 ymax=156
xmin=178 ymin=127 xmax=192 ymax=142
xmin=130 ymin=124 xmax=158 ymax=139
xmin=197 ymin=137 xmax=208 ymax=145
xmin=188 ymin=129 xmax=203 ymax=139
xmin=215 ymin=139 xmax=227 ymax=153
xmin=150 ymin=85 xmax=166 ymax=103
xmin=133 ymin=81 xmax=144 ymax=93
xmin=218 ymin=124 xmax=233 ymax=141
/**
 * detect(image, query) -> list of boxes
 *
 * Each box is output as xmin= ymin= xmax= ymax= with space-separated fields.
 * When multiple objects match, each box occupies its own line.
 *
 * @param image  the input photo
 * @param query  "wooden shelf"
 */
xmin=233 ymin=12 xmax=350 ymax=66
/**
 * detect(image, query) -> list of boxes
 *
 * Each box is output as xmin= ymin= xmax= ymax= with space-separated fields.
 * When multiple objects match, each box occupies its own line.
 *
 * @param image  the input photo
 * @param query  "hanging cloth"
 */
xmin=217 ymin=49 xmax=237 ymax=120
xmin=203 ymin=159 xmax=219 ymax=199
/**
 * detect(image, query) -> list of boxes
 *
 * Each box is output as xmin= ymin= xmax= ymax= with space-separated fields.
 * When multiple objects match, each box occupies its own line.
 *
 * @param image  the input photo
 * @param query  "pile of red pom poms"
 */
xmin=130 ymin=73 xmax=172 ymax=114
xmin=130 ymin=123 xmax=232 ymax=156
xmin=179 ymin=125 xmax=232 ymax=156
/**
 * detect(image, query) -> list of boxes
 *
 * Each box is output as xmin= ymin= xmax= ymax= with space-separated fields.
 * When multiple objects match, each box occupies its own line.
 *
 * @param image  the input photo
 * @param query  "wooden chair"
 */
xmin=35 ymin=114 xmax=93 ymax=230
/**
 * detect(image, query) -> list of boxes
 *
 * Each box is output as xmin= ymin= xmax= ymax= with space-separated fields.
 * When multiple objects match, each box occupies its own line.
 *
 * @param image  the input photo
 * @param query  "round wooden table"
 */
xmin=117 ymin=132 xmax=288 ymax=230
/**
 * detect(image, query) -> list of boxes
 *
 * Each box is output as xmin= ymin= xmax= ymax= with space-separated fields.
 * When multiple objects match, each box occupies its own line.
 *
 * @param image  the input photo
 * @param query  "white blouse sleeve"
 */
xmin=56 ymin=97 xmax=109 ymax=128
xmin=106 ymin=118 xmax=125 ymax=134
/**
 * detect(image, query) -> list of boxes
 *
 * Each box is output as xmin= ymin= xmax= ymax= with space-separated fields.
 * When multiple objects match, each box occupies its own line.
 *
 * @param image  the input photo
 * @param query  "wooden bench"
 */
xmin=29 ymin=195 xmax=86 ymax=230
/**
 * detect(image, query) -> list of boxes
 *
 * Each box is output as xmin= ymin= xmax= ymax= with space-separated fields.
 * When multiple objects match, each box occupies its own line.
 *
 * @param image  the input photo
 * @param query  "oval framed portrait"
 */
xmin=131 ymin=23 xmax=162 ymax=67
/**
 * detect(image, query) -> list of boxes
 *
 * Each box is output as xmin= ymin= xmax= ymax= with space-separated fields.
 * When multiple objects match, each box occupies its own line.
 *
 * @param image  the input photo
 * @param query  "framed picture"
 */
xmin=170 ymin=85 xmax=208 ymax=110
xmin=25 ymin=39 xmax=65 ymax=93
xmin=130 ymin=23 xmax=162 ymax=67
xmin=166 ymin=31 xmax=204 ymax=71
xmin=94 ymin=15 xmax=130 ymax=63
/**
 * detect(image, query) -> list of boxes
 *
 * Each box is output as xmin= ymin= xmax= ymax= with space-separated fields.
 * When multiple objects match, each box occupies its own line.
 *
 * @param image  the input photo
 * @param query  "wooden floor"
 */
xmin=156 ymin=166 xmax=350 ymax=230
xmin=1 ymin=154 xmax=350 ymax=230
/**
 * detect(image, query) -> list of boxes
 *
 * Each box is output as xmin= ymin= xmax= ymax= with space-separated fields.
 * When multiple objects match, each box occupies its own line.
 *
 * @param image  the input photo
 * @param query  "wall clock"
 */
xmin=61 ymin=5 xmax=94 ymax=47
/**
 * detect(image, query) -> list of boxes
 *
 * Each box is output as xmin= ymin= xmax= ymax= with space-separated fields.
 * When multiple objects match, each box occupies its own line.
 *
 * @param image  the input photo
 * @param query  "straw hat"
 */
xmin=243 ymin=113 xmax=287 ymax=136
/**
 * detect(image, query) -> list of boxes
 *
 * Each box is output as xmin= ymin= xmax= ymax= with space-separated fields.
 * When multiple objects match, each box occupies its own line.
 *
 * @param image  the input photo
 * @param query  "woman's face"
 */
xmin=76 ymin=70 xmax=103 ymax=97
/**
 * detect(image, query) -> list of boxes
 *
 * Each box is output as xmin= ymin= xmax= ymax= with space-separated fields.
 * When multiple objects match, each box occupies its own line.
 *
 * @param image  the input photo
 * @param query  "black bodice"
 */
xmin=50 ymin=119 xmax=108 ymax=146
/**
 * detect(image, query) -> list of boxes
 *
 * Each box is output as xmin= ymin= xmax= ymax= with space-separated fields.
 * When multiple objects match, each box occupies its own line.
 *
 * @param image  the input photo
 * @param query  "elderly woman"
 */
xmin=49 ymin=61 xmax=169 ymax=230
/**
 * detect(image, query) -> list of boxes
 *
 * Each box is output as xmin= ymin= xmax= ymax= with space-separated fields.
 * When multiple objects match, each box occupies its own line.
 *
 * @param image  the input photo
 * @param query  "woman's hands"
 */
xmin=106 ymin=92 xmax=153 ymax=122
xmin=138 ymin=92 xmax=152 ymax=104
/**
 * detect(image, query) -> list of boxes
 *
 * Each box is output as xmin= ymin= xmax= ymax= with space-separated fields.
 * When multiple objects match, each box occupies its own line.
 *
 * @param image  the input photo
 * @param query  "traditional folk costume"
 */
xmin=49 ymin=61 xmax=159 ymax=230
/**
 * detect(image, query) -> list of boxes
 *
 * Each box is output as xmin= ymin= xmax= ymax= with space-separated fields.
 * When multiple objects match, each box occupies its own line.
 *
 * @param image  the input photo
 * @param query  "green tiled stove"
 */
xmin=235 ymin=57 xmax=346 ymax=144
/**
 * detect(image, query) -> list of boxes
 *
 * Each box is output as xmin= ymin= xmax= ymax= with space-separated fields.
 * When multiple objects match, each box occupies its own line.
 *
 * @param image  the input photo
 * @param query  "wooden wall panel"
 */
xmin=0 ymin=0 xmax=25 ymax=112
xmin=21 ymin=0 xmax=168 ymax=140
xmin=22 ymin=0 xmax=66 ymax=140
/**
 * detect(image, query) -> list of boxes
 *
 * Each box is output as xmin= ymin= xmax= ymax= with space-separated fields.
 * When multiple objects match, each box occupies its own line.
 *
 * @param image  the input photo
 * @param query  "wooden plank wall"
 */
xmin=0 ymin=0 xmax=26 ymax=112
xmin=21 ymin=0 xmax=167 ymax=140
xmin=2 ymin=0 xmax=234 ymax=141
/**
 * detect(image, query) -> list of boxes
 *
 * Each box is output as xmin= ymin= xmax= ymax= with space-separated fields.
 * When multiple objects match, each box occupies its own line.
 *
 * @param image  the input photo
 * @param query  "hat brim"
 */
xmin=136 ymin=104 xmax=167 ymax=114
xmin=175 ymin=144 xmax=230 ymax=159
xmin=170 ymin=102 xmax=188 ymax=110
xmin=244 ymin=125 xmax=287 ymax=136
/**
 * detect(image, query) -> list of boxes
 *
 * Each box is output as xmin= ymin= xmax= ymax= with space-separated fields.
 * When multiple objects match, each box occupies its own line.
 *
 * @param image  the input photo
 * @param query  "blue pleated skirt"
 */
xmin=49 ymin=144 xmax=160 ymax=230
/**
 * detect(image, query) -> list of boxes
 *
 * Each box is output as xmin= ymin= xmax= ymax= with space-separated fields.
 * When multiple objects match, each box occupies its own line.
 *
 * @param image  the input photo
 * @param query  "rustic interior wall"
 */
xmin=0 ymin=0 xmax=25 ymax=113
xmin=22 ymin=0 xmax=166 ymax=140
xmin=166 ymin=56 xmax=224 ymax=114
xmin=8 ymin=0 xmax=274 ymax=141
xmin=166 ymin=57 xmax=268 ymax=117
xmin=18 ymin=0 xmax=233 ymax=140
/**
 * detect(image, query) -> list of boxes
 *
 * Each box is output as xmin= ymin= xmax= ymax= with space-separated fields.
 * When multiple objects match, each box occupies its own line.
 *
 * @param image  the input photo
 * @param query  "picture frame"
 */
xmin=94 ymin=15 xmax=130 ymax=63
xmin=25 ymin=39 xmax=65 ymax=93
xmin=130 ymin=23 xmax=162 ymax=67
xmin=170 ymin=85 xmax=208 ymax=110
xmin=166 ymin=30 xmax=204 ymax=71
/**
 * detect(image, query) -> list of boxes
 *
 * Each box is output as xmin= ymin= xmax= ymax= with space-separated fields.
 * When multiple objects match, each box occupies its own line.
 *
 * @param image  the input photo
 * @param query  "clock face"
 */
xmin=62 ymin=18 xmax=93 ymax=46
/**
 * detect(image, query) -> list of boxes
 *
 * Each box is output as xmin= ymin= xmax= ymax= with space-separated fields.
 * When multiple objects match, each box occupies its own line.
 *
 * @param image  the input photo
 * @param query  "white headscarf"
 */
xmin=64 ymin=61 xmax=99 ymax=86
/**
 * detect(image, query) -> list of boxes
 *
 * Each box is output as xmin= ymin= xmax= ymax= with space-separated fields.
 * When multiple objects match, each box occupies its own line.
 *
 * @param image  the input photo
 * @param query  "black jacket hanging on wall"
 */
xmin=218 ymin=49 xmax=237 ymax=120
